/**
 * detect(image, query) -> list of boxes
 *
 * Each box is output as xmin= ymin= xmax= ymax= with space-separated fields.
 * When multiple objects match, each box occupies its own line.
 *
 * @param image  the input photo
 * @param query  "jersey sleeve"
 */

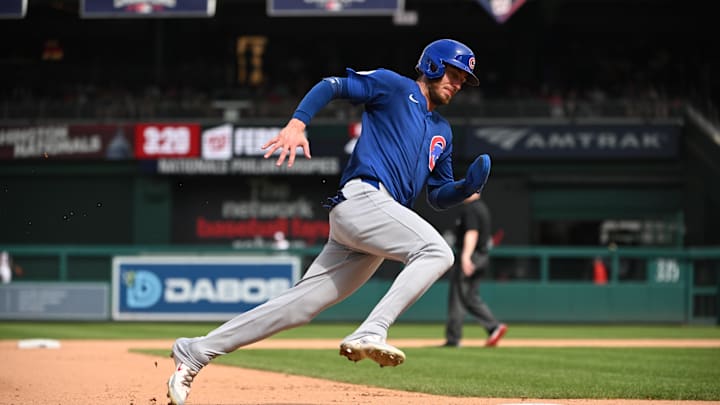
xmin=426 ymin=125 xmax=456 ymax=188
xmin=344 ymin=68 xmax=398 ymax=106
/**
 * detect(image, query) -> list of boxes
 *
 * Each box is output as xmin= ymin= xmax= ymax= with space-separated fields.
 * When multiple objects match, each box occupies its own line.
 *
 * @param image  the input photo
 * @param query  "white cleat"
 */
xmin=167 ymin=361 xmax=197 ymax=405
xmin=339 ymin=336 xmax=406 ymax=367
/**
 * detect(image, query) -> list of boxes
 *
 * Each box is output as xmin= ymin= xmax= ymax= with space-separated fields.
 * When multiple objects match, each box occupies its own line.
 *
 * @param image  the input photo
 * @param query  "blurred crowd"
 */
xmin=2 ymin=0 xmax=716 ymax=123
xmin=0 ymin=78 xmax=689 ymax=122
xmin=0 ymin=34 xmax=710 ymax=123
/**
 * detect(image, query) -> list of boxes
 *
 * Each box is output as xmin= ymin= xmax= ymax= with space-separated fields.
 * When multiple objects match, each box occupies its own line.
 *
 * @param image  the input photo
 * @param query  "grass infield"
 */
xmin=2 ymin=322 xmax=719 ymax=400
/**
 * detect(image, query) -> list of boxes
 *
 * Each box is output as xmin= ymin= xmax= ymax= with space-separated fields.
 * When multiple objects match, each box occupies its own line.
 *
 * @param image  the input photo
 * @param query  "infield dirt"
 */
xmin=2 ymin=338 xmax=719 ymax=405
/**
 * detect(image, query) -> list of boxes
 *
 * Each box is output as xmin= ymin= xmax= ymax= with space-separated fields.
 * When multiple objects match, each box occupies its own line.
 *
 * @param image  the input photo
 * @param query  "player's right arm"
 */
xmin=262 ymin=118 xmax=310 ymax=167
xmin=427 ymin=154 xmax=492 ymax=210
xmin=262 ymin=76 xmax=349 ymax=167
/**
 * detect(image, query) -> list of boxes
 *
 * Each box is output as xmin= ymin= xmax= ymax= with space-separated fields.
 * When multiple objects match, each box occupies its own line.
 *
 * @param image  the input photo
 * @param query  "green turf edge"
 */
xmin=138 ymin=346 xmax=720 ymax=401
xmin=2 ymin=322 xmax=719 ymax=339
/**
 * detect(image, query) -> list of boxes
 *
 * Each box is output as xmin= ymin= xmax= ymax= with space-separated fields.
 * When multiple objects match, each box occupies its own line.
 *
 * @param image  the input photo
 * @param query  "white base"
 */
xmin=17 ymin=339 xmax=61 ymax=349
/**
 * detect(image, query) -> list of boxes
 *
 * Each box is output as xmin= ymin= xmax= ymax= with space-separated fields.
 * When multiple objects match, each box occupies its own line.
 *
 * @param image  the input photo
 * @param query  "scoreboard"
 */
xmin=0 ymin=0 xmax=26 ymax=19
xmin=81 ymin=0 xmax=216 ymax=18
xmin=267 ymin=0 xmax=401 ymax=16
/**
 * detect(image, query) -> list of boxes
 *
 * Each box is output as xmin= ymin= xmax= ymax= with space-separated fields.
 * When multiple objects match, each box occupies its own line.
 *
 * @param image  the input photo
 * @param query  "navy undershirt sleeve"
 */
xmin=292 ymin=77 xmax=349 ymax=124
xmin=427 ymin=180 xmax=473 ymax=210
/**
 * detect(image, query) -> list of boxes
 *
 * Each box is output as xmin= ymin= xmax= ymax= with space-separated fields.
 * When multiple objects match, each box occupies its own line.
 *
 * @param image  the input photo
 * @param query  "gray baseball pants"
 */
xmin=175 ymin=179 xmax=454 ymax=371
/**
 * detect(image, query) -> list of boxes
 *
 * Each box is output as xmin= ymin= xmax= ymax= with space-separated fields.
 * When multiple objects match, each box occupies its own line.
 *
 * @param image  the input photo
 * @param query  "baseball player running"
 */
xmin=167 ymin=38 xmax=492 ymax=405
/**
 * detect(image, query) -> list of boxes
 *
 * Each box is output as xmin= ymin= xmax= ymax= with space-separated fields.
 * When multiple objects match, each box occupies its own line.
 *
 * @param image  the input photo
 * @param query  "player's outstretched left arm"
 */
xmin=262 ymin=118 xmax=311 ymax=167
xmin=427 ymin=154 xmax=491 ymax=210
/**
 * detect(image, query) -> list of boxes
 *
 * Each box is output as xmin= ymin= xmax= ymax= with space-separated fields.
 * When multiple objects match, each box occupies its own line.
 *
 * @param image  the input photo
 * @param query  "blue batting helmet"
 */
xmin=415 ymin=39 xmax=479 ymax=86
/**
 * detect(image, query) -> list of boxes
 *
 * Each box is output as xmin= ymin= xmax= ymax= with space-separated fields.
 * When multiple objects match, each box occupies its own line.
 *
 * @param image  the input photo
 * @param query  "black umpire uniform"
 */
xmin=444 ymin=196 xmax=507 ymax=347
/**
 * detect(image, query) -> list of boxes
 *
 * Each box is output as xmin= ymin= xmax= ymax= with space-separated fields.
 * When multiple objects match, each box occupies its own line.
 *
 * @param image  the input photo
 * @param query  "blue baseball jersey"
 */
xmin=339 ymin=68 xmax=456 ymax=208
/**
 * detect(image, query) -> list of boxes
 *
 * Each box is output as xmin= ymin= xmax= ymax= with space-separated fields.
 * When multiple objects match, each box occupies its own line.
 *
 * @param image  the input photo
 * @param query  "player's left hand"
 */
xmin=464 ymin=154 xmax=491 ymax=194
xmin=262 ymin=118 xmax=312 ymax=167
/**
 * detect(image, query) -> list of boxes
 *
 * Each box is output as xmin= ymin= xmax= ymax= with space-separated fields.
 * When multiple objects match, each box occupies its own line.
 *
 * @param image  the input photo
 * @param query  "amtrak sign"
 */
xmin=462 ymin=124 xmax=680 ymax=160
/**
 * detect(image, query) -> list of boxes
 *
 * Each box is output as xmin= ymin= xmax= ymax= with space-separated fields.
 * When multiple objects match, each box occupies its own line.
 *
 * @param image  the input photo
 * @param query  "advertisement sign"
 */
xmin=199 ymin=125 xmax=307 ymax=160
xmin=268 ymin=0 xmax=401 ymax=16
xmin=0 ymin=125 xmax=134 ymax=160
xmin=153 ymin=123 xmax=351 ymax=174
xmin=202 ymin=124 xmax=233 ymax=160
xmin=462 ymin=124 xmax=680 ymax=160
xmin=0 ymin=122 xmax=351 ymax=164
xmin=155 ymin=157 xmax=341 ymax=175
xmin=134 ymin=123 xmax=201 ymax=159
xmin=0 ymin=0 xmax=26 ymax=18
xmin=0 ymin=282 xmax=109 ymax=320
xmin=171 ymin=176 xmax=333 ymax=246
xmin=81 ymin=0 xmax=215 ymax=18
xmin=112 ymin=255 xmax=301 ymax=320
xmin=233 ymin=126 xmax=285 ymax=157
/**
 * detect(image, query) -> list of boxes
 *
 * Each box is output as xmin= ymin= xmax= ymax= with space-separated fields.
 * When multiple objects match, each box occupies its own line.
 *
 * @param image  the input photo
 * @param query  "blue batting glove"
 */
xmin=464 ymin=154 xmax=491 ymax=194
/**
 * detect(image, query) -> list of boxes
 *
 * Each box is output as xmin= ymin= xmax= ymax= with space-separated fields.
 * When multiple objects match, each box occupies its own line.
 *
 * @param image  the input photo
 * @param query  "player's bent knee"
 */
xmin=440 ymin=245 xmax=455 ymax=270
xmin=428 ymin=240 xmax=455 ymax=272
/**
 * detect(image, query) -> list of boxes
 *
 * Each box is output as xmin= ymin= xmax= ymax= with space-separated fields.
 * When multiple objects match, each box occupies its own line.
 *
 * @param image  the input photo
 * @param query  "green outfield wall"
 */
xmin=341 ymin=280 xmax=689 ymax=323
xmin=0 ymin=245 xmax=717 ymax=324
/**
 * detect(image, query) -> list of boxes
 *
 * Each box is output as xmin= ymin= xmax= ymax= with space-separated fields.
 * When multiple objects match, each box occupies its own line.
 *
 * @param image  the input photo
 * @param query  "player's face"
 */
xmin=428 ymin=65 xmax=468 ymax=106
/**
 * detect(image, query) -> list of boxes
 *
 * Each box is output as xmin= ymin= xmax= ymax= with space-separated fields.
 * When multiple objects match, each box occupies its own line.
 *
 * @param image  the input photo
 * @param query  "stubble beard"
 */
xmin=429 ymin=87 xmax=452 ymax=106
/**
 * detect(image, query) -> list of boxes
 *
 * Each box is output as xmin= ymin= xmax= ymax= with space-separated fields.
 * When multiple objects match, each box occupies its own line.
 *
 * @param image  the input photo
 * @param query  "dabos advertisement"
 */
xmin=112 ymin=255 xmax=300 ymax=321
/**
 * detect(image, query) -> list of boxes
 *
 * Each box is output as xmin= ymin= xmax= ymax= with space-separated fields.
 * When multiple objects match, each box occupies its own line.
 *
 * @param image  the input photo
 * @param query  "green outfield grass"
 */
xmin=2 ymin=322 xmax=719 ymax=401
xmin=182 ymin=346 xmax=720 ymax=401
xmin=1 ymin=321 xmax=720 ymax=339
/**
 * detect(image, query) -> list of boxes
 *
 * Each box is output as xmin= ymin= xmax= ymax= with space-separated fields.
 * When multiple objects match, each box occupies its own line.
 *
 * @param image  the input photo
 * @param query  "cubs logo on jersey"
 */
xmin=428 ymin=136 xmax=446 ymax=171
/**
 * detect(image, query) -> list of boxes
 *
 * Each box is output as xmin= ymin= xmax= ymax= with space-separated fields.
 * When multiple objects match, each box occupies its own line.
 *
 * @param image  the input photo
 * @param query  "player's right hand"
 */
xmin=262 ymin=118 xmax=312 ymax=167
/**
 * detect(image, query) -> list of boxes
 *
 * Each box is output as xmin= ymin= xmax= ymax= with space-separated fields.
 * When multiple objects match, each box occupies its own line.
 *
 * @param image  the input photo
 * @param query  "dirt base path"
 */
xmin=2 ymin=339 xmax=719 ymax=405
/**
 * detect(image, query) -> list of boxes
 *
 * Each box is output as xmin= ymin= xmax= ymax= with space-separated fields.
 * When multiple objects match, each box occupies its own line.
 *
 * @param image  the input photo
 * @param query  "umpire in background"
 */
xmin=444 ymin=193 xmax=507 ymax=347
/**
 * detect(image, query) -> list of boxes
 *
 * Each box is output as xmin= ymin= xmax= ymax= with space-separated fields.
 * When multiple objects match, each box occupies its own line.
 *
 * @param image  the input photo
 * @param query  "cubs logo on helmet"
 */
xmin=415 ymin=39 xmax=479 ymax=86
xmin=428 ymin=136 xmax=446 ymax=171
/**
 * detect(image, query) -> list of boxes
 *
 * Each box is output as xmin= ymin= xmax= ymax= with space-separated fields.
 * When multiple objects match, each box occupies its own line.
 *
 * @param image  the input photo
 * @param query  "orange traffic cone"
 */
xmin=593 ymin=258 xmax=608 ymax=285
